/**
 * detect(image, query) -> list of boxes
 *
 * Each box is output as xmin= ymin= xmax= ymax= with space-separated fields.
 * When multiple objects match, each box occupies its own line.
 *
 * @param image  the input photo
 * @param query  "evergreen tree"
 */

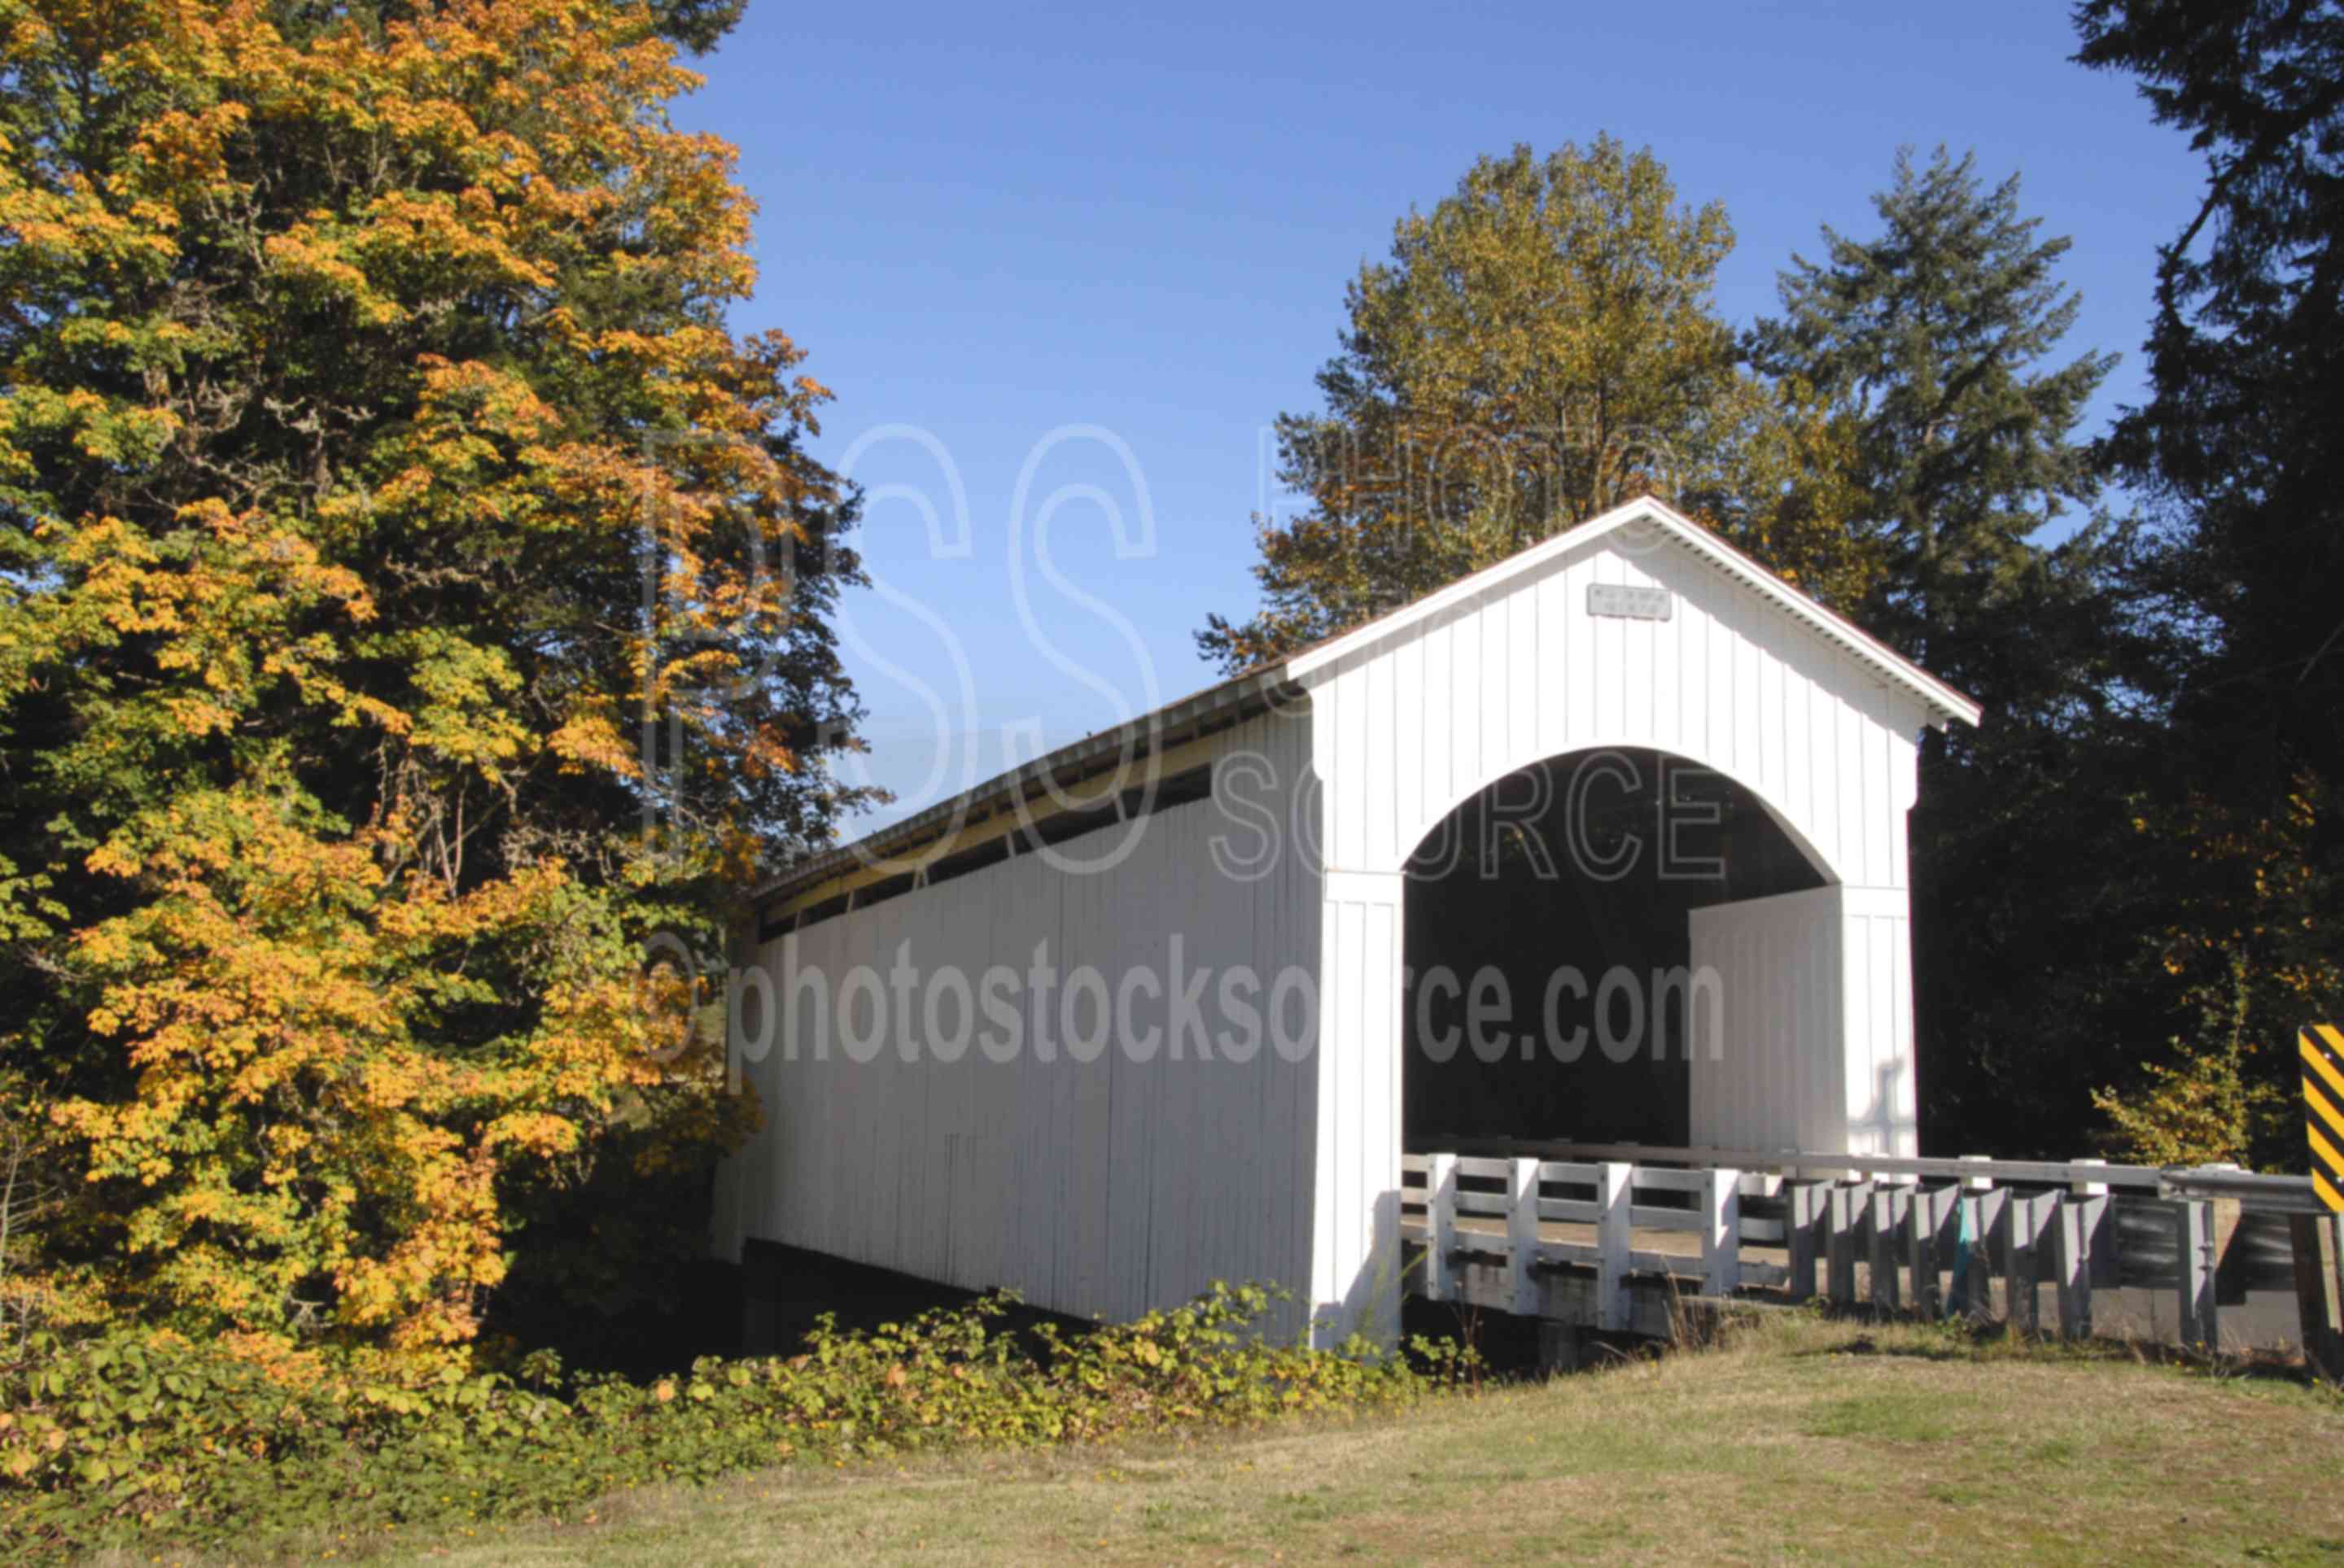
xmin=2073 ymin=0 xmax=2344 ymax=1164
xmin=1751 ymin=149 xmax=2156 ymax=1154
xmin=1748 ymin=147 xmax=2119 ymax=702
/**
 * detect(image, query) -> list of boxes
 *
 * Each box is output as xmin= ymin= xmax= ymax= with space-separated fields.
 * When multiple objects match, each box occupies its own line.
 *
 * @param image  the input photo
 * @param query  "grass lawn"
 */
xmin=274 ymin=1315 xmax=2344 ymax=1566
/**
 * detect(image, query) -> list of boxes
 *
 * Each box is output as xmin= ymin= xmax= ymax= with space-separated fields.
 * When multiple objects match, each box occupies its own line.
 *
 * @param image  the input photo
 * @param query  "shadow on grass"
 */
xmin=1782 ymin=1300 xmax=2342 ymax=1392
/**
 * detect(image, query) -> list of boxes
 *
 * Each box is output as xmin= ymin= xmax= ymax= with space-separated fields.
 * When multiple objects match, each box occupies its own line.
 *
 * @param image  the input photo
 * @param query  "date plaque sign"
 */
xmin=1586 ymin=583 xmax=1673 ymax=622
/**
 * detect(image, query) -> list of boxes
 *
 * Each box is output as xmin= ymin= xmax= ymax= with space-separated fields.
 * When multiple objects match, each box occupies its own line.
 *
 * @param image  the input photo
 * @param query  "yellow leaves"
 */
xmin=370 ymin=361 xmax=576 ymax=539
xmin=263 ymin=228 xmax=405 ymax=327
xmin=0 ymin=387 xmax=179 ymax=473
xmin=482 ymin=1113 xmax=579 ymax=1159
xmin=1679 ymin=373 xmax=1882 ymax=612
xmin=52 ymin=821 xmax=731 ymax=1343
xmin=7 ymin=0 xmax=840 ymax=1358
xmin=163 ymin=693 xmax=237 ymax=737
xmin=548 ymin=705 xmax=640 ymax=779
xmin=0 ymin=163 xmax=181 ymax=270
xmin=352 ymin=190 xmax=558 ymax=295
xmin=1217 ymin=139 xmax=1821 ymax=665
xmin=132 ymin=100 xmax=250 ymax=193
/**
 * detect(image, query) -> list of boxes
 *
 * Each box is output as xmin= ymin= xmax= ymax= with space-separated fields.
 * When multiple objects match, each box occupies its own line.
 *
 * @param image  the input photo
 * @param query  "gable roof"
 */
xmin=753 ymin=496 xmax=1977 ymax=911
xmin=1282 ymin=496 xmax=1982 ymax=727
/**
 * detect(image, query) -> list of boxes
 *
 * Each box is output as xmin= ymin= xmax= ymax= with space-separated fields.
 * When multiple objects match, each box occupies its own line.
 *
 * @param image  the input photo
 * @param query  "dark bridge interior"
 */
xmin=1402 ymin=747 xmax=1826 ymax=1149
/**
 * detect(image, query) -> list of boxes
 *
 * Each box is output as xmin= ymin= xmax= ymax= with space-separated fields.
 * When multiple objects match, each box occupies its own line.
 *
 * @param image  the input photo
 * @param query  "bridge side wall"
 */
xmin=1687 ymin=884 xmax=1918 ymax=1156
xmin=719 ymin=707 xmax=1324 ymax=1336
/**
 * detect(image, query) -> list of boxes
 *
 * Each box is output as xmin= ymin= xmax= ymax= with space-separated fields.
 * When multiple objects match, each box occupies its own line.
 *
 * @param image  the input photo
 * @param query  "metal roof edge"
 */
xmin=748 ymin=666 xmax=1302 ymax=911
xmin=752 ymin=498 xmax=1982 ymax=911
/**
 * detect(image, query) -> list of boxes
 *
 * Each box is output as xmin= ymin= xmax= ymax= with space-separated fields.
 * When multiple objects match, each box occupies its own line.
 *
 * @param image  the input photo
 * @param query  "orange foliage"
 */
xmin=0 ymin=1 xmax=851 ymax=1352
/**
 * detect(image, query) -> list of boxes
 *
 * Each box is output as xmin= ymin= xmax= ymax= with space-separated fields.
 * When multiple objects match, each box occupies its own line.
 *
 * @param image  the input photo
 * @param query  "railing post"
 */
xmin=1960 ymin=1159 xmax=2007 ymax=1321
xmin=2288 ymin=1211 xmax=2343 ymax=1379
xmin=1958 ymin=1156 xmax=1990 ymax=1270
xmin=1701 ymin=1167 xmax=1741 ymax=1296
xmin=1786 ymin=1179 xmax=1829 ymax=1303
xmin=2071 ymin=1157 xmax=2110 ymax=1197
xmin=2178 ymin=1198 xmax=2218 ymax=1352
xmin=2058 ymin=1190 xmax=2106 ymax=1339
xmin=1508 ymin=1157 xmax=1541 ymax=1317
xmin=1425 ymin=1152 xmax=1458 ymax=1302
xmin=1909 ymin=1185 xmax=1956 ymax=1317
xmin=2005 ymin=1190 xmax=2056 ymax=1335
xmin=1870 ymin=1181 xmax=1913 ymax=1312
xmin=1909 ymin=1187 xmax=1935 ymax=1317
xmin=1828 ymin=1177 xmax=1873 ymax=1306
xmin=1594 ymin=1161 xmax=1633 ymax=1330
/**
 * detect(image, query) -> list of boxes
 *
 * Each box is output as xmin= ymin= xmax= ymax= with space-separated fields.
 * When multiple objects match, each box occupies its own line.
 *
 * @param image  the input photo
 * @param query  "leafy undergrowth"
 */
xmin=0 ymin=1284 xmax=1470 ymax=1561
xmin=373 ymin=1312 xmax=2344 ymax=1566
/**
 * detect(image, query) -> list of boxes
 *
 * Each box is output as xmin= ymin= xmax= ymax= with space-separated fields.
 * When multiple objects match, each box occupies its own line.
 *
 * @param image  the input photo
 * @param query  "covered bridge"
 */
xmin=715 ymin=496 xmax=1980 ymax=1343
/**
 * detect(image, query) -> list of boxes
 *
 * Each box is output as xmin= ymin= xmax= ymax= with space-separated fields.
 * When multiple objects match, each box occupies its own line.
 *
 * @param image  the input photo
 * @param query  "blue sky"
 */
xmin=676 ymin=1 xmax=2202 ymax=834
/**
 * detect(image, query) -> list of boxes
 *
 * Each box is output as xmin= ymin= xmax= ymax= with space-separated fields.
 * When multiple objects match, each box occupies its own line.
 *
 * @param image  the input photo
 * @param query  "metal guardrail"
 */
xmin=1415 ymin=1140 xmax=2328 ymax=1212
xmin=1412 ymin=1138 xmax=2167 ymax=1190
xmin=2158 ymin=1164 xmax=2327 ymax=1214
xmin=1402 ymin=1146 xmax=2337 ymax=1356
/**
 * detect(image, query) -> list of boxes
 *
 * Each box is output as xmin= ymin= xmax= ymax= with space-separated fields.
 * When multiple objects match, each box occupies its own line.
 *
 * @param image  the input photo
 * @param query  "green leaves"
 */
xmin=1201 ymin=137 xmax=1879 ymax=670
xmin=2071 ymin=2 xmax=2344 ymax=1155
xmin=1749 ymin=146 xmax=2118 ymax=696
xmin=0 ymin=0 xmax=870 ymax=1350
xmin=0 ymin=1286 xmax=1465 ymax=1557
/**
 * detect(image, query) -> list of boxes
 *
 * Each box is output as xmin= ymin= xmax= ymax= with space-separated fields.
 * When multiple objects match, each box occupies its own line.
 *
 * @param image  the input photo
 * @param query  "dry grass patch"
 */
xmin=164 ymin=1315 xmax=2344 ymax=1566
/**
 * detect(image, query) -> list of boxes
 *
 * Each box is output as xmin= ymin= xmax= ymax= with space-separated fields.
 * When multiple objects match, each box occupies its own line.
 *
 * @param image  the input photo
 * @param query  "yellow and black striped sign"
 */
xmin=2302 ymin=1024 xmax=2344 ymax=1212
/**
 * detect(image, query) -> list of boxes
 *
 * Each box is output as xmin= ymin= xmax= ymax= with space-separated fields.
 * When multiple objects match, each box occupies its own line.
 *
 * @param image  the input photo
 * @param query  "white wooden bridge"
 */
xmin=726 ymin=500 xmax=1986 ymax=1347
xmin=1404 ymin=1142 xmax=2342 ymax=1361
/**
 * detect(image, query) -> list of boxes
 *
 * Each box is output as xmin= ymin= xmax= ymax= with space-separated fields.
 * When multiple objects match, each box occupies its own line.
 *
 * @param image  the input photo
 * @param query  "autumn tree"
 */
xmin=1199 ymin=138 xmax=1878 ymax=671
xmin=0 ymin=0 xmax=868 ymax=1352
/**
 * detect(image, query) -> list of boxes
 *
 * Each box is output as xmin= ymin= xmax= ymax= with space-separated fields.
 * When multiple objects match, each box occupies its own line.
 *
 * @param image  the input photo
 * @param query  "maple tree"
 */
xmin=0 ymin=0 xmax=867 ymax=1351
xmin=1199 ymin=138 xmax=1880 ymax=671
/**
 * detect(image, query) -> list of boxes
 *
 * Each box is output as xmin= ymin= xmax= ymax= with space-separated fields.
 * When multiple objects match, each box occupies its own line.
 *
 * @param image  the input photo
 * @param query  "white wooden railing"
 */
xmin=1402 ymin=1143 xmax=2333 ymax=1352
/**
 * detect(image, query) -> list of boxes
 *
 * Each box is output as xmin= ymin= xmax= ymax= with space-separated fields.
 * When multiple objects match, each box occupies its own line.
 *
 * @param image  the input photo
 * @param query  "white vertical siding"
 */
xmin=1307 ymin=519 xmax=1926 ymax=889
xmin=1840 ymin=884 xmax=1919 ymax=1155
xmin=1312 ymin=869 xmax=1404 ymax=1344
xmin=1687 ymin=885 xmax=1847 ymax=1154
xmin=1290 ymin=517 xmax=1934 ymax=1323
xmin=1593 ymin=883 xmax=1921 ymax=1159
xmin=725 ymin=707 xmax=1323 ymax=1335
xmin=728 ymin=509 xmax=1946 ymax=1343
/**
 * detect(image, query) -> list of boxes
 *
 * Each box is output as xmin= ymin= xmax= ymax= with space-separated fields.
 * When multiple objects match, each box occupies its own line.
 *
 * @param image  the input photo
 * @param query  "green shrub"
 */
xmin=0 ymin=1283 xmax=1469 ymax=1558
